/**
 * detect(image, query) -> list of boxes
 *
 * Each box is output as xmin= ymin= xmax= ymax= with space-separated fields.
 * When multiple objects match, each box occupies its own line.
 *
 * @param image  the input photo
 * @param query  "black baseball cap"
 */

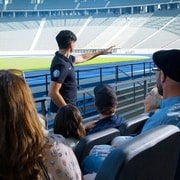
xmin=153 ymin=49 xmax=180 ymax=82
xmin=94 ymin=84 xmax=117 ymax=108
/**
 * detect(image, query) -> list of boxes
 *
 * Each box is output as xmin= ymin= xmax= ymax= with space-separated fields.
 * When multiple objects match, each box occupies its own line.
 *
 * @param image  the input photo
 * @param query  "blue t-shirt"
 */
xmin=50 ymin=52 xmax=76 ymax=113
xmin=87 ymin=114 xmax=125 ymax=135
xmin=141 ymin=96 xmax=180 ymax=133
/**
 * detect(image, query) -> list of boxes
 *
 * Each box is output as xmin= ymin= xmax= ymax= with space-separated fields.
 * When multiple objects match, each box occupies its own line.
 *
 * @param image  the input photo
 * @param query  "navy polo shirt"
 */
xmin=50 ymin=52 xmax=77 ymax=113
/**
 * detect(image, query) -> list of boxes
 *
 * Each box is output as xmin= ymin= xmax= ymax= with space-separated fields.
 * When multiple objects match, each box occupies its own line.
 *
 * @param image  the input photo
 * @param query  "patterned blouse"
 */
xmin=44 ymin=134 xmax=82 ymax=180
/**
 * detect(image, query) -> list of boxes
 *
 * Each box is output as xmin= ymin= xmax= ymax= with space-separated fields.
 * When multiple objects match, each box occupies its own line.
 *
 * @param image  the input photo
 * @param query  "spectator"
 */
xmin=54 ymin=104 xmax=86 ymax=149
xmin=0 ymin=70 xmax=82 ymax=179
xmin=82 ymin=49 xmax=180 ymax=175
xmin=143 ymin=86 xmax=163 ymax=116
xmin=49 ymin=30 xmax=114 ymax=113
xmin=87 ymin=84 xmax=125 ymax=135
xmin=141 ymin=49 xmax=180 ymax=132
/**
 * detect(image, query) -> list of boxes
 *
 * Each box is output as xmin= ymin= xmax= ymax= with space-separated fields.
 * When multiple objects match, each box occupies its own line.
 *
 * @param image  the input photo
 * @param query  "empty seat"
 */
xmin=74 ymin=128 xmax=120 ymax=165
xmin=119 ymin=114 xmax=149 ymax=136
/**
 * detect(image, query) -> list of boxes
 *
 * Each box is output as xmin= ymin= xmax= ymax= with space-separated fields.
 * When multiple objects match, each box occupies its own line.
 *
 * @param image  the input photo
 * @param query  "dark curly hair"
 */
xmin=56 ymin=30 xmax=77 ymax=49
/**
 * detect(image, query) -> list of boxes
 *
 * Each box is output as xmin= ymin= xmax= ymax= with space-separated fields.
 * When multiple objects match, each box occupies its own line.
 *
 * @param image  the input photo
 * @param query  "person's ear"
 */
xmin=160 ymin=71 xmax=166 ymax=83
xmin=68 ymin=42 xmax=72 ymax=48
xmin=69 ymin=41 xmax=75 ymax=49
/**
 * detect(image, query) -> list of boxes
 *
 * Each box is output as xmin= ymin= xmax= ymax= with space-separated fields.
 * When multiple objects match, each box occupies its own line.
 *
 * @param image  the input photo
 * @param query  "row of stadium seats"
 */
xmin=0 ymin=9 xmax=179 ymax=52
xmin=74 ymin=119 xmax=180 ymax=179
xmin=0 ymin=0 xmax=177 ymax=11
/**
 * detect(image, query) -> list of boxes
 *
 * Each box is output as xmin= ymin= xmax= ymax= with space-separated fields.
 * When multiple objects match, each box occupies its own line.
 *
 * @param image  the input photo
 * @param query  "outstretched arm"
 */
xmin=74 ymin=46 xmax=115 ymax=64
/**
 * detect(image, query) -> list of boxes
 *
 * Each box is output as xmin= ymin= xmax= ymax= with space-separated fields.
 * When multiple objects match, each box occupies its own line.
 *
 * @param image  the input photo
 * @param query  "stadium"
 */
xmin=0 ymin=0 xmax=179 ymax=55
xmin=0 ymin=1 xmax=180 ymax=179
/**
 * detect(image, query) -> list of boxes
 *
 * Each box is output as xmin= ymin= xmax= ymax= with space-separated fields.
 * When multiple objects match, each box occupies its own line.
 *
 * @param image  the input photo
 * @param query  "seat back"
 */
xmin=96 ymin=125 xmax=180 ymax=180
xmin=175 ymin=153 xmax=180 ymax=180
xmin=74 ymin=128 xmax=120 ymax=165
xmin=119 ymin=114 xmax=149 ymax=136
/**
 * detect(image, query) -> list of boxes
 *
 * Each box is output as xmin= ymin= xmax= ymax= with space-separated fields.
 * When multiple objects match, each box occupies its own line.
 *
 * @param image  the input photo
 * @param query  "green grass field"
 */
xmin=0 ymin=56 xmax=149 ymax=72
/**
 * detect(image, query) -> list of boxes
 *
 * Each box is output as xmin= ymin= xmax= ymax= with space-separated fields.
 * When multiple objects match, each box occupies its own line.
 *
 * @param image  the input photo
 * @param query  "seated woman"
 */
xmin=54 ymin=104 xmax=86 ymax=149
xmin=0 ymin=70 xmax=82 ymax=179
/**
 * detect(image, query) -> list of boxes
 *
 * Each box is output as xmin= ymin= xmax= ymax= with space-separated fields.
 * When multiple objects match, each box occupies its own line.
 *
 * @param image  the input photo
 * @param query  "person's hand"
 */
xmin=101 ymin=45 xmax=115 ymax=55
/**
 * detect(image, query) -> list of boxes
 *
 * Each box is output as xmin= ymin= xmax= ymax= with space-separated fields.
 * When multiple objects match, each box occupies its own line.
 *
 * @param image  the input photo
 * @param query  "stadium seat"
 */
xmin=175 ymin=154 xmax=180 ymax=180
xmin=74 ymin=128 xmax=120 ymax=165
xmin=119 ymin=114 xmax=149 ymax=136
xmin=95 ymin=125 xmax=180 ymax=180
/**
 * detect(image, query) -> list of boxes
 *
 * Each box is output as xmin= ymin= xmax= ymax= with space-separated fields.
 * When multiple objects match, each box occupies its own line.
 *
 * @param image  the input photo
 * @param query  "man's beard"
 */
xmin=157 ymin=83 xmax=163 ymax=96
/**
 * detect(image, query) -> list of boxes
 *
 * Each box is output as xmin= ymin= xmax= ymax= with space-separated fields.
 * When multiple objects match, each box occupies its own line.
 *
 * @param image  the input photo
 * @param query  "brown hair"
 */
xmin=0 ymin=70 xmax=48 ymax=179
xmin=54 ymin=104 xmax=86 ymax=140
xmin=96 ymin=106 xmax=117 ymax=115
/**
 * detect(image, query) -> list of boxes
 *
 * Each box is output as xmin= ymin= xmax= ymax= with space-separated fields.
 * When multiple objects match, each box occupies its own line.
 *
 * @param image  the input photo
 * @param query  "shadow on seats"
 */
xmin=74 ymin=128 xmax=120 ymax=165
xmin=95 ymin=125 xmax=180 ymax=180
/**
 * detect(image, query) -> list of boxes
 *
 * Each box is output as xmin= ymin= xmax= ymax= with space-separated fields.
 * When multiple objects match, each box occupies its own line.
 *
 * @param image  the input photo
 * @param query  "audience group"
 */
xmin=0 ymin=29 xmax=179 ymax=179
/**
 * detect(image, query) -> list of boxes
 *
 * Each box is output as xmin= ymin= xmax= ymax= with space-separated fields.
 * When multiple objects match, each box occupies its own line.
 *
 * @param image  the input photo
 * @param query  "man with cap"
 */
xmin=87 ymin=84 xmax=125 ymax=135
xmin=81 ymin=84 xmax=125 ymax=174
xmin=141 ymin=49 xmax=180 ymax=132
xmin=49 ymin=30 xmax=114 ymax=113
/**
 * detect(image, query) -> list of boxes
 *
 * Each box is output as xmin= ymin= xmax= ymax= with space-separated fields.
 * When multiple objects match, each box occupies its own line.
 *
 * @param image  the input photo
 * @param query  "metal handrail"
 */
xmin=26 ymin=61 xmax=154 ymax=97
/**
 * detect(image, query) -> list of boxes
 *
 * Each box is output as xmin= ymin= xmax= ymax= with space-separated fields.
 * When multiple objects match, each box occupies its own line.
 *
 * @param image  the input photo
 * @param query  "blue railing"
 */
xmin=25 ymin=61 xmax=154 ymax=99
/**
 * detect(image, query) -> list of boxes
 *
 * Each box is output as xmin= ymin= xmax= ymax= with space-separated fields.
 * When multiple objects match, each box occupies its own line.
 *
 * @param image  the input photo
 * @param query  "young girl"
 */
xmin=54 ymin=104 xmax=86 ymax=149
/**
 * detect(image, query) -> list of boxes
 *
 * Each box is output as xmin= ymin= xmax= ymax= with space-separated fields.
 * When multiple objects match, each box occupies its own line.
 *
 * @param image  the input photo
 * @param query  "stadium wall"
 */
xmin=0 ymin=48 xmax=159 ymax=57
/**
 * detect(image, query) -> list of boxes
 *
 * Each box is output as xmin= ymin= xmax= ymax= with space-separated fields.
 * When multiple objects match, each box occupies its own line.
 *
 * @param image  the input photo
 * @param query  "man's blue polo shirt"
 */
xmin=141 ymin=96 xmax=180 ymax=132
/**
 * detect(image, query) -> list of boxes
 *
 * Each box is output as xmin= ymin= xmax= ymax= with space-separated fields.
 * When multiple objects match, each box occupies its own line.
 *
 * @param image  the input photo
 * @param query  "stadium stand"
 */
xmin=0 ymin=1 xmax=3 ymax=10
xmin=0 ymin=11 xmax=179 ymax=52
xmin=78 ymin=0 xmax=107 ymax=8
xmin=109 ymin=0 xmax=172 ymax=7
xmin=0 ymin=0 xmax=179 ymax=53
xmin=6 ymin=0 xmax=35 ymax=10
xmin=37 ymin=0 xmax=77 ymax=10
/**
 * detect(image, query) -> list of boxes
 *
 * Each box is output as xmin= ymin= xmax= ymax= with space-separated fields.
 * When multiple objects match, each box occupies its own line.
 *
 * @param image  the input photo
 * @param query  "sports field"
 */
xmin=0 ymin=55 xmax=149 ymax=72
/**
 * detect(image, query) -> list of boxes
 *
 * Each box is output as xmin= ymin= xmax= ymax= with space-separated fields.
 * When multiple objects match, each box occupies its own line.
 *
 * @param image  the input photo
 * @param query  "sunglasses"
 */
xmin=151 ymin=67 xmax=161 ymax=73
xmin=7 ymin=69 xmax=25 ymax=78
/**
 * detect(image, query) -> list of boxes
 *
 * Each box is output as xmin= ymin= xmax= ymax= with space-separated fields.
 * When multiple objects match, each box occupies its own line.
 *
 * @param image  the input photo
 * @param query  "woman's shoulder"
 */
xmin=44 ymin=134 xmax=82 ymax=179
xmin=46 ymin=134 xmax=68 ymax=146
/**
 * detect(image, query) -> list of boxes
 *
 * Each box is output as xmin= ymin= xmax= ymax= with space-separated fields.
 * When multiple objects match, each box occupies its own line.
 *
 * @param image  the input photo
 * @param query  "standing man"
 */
xmin=49 ymin=30 xmax=114 ymax=113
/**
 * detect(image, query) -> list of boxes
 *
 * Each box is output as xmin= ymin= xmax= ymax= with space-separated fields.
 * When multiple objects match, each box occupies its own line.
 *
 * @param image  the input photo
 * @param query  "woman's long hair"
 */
xmin=0 ymin=70 xmax=47 ymax=179
xmin=54 ymin=104 xmax=86 ymax=140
